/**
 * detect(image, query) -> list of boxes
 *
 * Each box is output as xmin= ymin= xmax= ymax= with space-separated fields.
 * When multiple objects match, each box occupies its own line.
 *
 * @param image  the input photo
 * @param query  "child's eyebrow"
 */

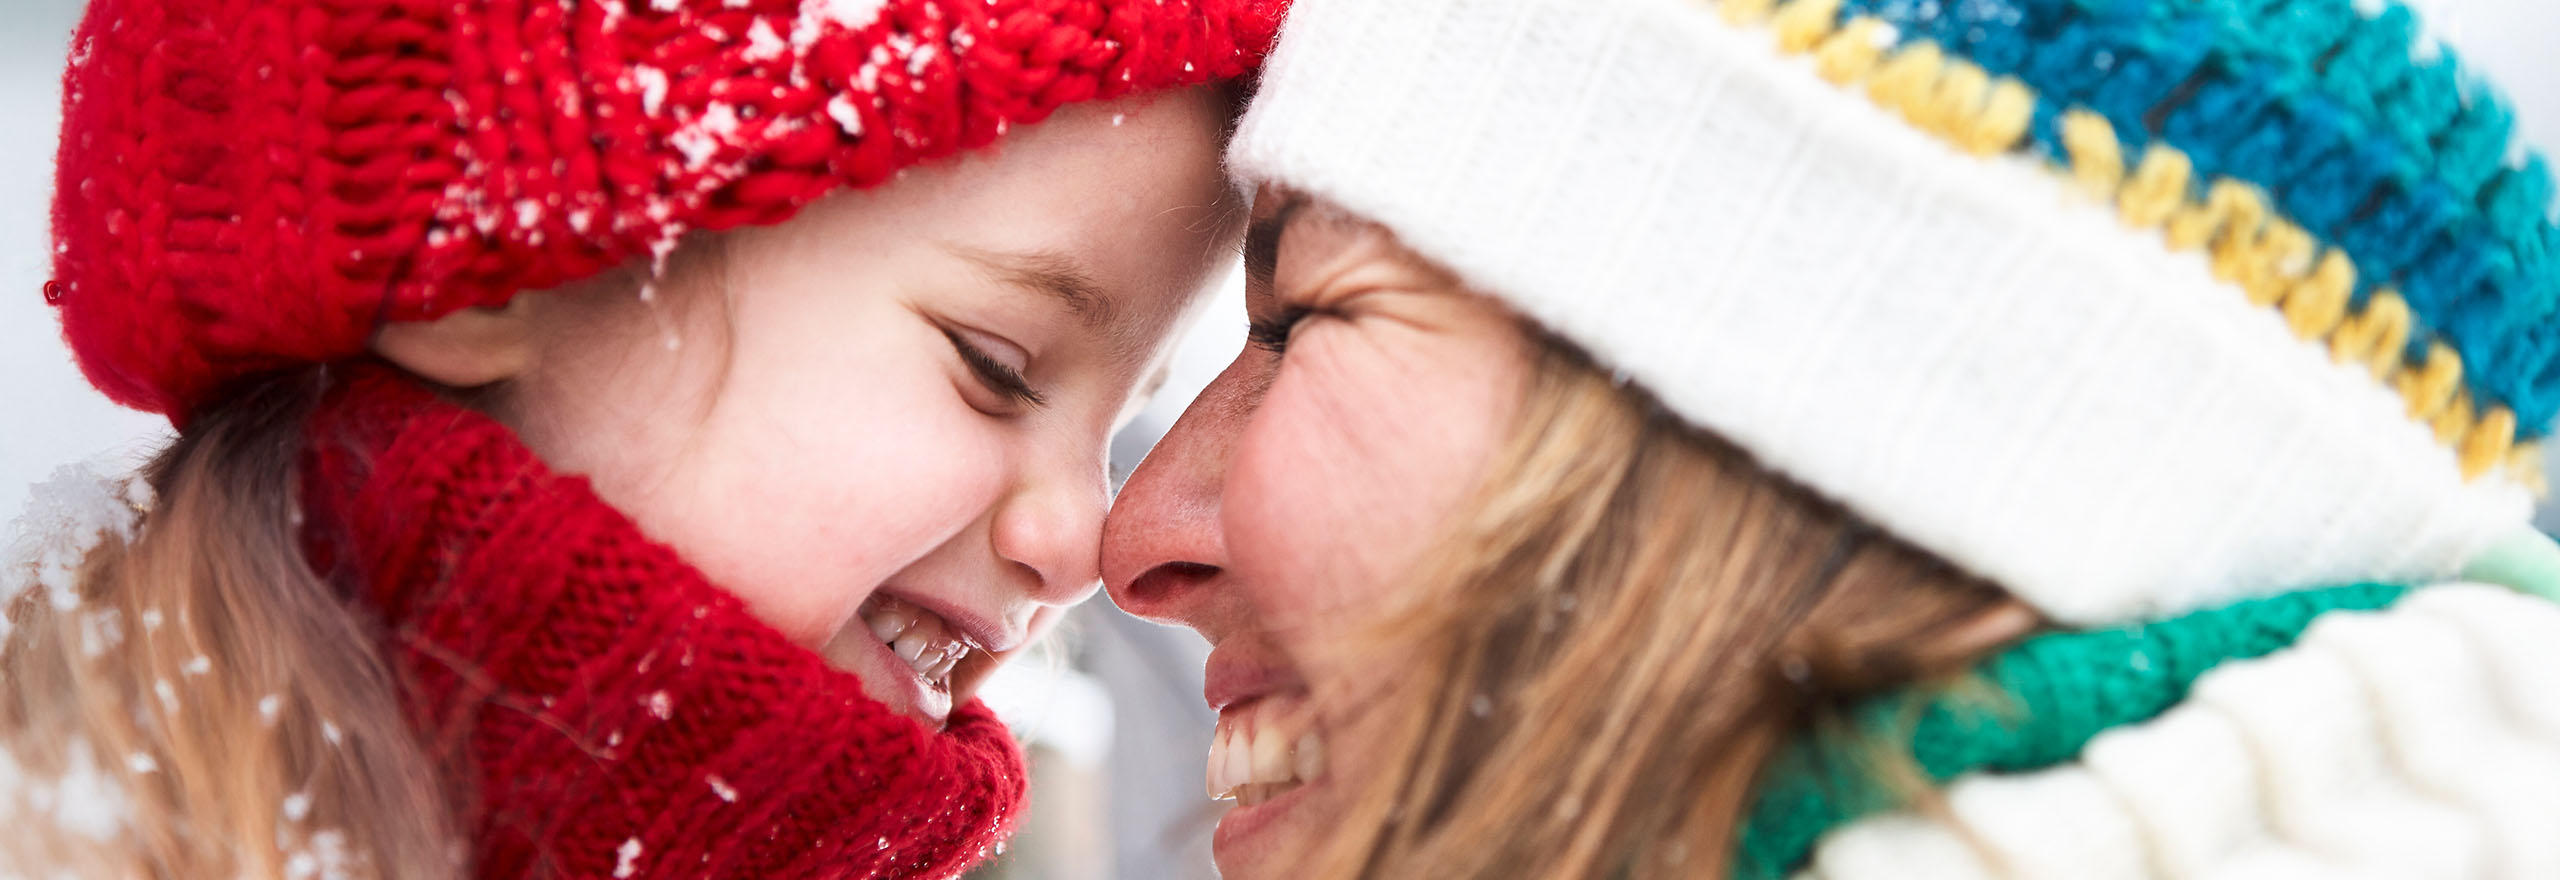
xmin=948 ymin=244 xmax=1116 ymax=331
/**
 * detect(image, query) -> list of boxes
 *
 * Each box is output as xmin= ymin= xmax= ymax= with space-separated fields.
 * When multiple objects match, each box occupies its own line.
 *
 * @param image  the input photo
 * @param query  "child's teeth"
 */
xmin=859 ymin=600 xmax=978 ymax=684
xmin=867 ymin=606 xmax=913 ymax=643
xmin=892 ymin=632 xmax=932 ymax=665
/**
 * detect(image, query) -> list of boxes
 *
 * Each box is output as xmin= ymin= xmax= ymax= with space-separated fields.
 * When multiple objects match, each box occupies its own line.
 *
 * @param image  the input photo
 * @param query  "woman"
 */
xmin=1104 ymin=0 xmax=2560 ymax=878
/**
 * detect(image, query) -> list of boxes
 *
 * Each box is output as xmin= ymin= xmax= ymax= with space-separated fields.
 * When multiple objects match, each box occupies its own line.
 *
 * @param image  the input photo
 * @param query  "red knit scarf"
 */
xmin=296 ymin=366 xmax=1023 ymax=879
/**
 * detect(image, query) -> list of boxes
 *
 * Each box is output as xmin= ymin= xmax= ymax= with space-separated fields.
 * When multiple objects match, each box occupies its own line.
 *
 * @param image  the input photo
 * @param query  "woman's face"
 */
xmin=1102 ymin=188 xmax=1533 ymax=877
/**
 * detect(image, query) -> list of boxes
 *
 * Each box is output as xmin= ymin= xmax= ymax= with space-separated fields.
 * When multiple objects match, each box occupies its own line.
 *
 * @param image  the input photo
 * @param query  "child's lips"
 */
xmin=820 ymin=594 xmax=997 ymax=727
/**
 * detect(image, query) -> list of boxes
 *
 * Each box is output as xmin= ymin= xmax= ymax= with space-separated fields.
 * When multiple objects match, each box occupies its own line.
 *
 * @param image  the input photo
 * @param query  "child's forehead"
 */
xmin=944 ymin=240 xmax=1199 ymax=365
xmin=949 ymin=245 xmax=1117 ymax=332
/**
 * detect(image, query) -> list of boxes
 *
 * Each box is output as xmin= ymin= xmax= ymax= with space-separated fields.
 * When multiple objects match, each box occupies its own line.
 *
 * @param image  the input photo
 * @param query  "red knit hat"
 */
xmin=47 ymin=0 xmax=1281 ymax=419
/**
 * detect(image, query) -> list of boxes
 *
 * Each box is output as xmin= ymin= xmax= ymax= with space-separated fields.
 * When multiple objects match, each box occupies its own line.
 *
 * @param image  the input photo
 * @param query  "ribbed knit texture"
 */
xmin=48 ymin=0 xmax=1283 ymax=419
xmin=1823 ymin=0 xmax=2560 ymax=428
xmin=1798 ymin=584 xmax=2560 ymax=880
xmin=297 ymin=366 xmax=1022 ymax=880
xmin=1228 ymin=0 xmax=2537 ymax=626
xmin=1735 ymin=582 xmax=2409 ymax=880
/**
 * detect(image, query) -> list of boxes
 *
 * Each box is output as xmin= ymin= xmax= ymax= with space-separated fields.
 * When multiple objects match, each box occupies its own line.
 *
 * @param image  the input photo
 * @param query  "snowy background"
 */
xmin=1 ymin=1 xmax=2556 ymax=878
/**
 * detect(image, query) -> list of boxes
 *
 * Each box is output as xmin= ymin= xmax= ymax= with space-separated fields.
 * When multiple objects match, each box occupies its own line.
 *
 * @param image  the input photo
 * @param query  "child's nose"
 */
xmin=990 ymin=454 xmax=1108 ymax=608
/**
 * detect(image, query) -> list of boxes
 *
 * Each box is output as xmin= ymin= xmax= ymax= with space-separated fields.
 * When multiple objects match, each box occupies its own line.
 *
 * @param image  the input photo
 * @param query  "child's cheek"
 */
xmin=673 ymin=356 xmax=1016 ymax=647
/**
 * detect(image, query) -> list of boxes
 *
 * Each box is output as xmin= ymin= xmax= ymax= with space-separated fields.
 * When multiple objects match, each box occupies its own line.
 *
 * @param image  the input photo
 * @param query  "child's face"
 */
xmin=483 ymin=88 xmax=1240 ymax=728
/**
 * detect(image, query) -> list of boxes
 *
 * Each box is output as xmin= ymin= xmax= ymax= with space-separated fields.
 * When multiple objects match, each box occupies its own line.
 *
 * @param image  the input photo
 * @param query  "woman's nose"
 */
xmin=1104 ymin=358 xmax=1257 ymax=626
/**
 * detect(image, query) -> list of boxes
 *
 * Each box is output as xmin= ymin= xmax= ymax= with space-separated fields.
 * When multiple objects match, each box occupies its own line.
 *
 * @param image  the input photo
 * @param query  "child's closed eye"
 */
xmin=940 ymin=325 xmax=1046 ymax=410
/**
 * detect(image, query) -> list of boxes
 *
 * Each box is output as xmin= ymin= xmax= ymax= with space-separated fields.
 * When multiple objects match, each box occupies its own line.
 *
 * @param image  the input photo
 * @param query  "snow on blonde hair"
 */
xmin=1 ymin=369 xmax=458 ymax=877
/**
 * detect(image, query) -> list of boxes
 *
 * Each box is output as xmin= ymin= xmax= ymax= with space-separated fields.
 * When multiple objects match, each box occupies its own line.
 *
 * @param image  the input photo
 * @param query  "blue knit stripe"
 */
xmin=2228 ymin=0 xmax=2557 ymax=403
xmin=1828 ymin=0 xmax=2560 ymax=435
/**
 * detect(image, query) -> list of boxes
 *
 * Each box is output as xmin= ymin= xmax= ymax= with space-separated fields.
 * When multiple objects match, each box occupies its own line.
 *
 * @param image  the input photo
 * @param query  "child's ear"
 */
xmin=373 ymin=299 xmax=537 ymax=388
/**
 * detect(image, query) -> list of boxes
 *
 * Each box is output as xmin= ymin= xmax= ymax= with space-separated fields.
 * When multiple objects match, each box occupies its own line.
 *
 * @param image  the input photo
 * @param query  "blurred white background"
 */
xmin=1 ymin=2 xmax=2554 ymax=878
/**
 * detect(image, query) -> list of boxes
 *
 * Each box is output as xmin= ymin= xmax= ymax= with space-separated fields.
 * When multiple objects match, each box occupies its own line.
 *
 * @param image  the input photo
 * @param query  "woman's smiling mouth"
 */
xmin=1197 ymin=632 xmax=1336 ymax=866
xmin=1208 ymin=693 xmax=1327 ymax=805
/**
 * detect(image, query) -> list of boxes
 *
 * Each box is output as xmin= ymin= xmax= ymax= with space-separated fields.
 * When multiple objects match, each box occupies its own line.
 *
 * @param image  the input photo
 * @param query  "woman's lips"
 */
xmin=818 ymin=594 xmax=990 ymax=727
xmin=1201 ymin=635 xmax=1328 ymax=815
xmin=1207 ymin=690 xmax=1330 ymax=871
xmin=1202 ymin=633 xmax=1301 ymax=712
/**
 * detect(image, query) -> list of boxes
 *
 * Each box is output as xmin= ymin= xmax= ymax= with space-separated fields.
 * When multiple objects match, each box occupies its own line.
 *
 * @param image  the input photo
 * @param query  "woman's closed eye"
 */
xmin=941 ymin=325 xmax=1046 ymax=410
xmin=1247 ymin=305 xmax=1314 ymax=356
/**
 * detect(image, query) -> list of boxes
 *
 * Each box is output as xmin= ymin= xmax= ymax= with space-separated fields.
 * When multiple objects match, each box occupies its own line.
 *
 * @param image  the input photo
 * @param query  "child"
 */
xmin=3 ymin=0 xmax=1280 ymax=877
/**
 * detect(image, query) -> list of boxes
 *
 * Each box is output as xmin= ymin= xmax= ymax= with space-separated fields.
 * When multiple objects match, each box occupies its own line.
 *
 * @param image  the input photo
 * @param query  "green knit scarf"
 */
xmin=1729 ymin=582 xmax=2412 ymax=880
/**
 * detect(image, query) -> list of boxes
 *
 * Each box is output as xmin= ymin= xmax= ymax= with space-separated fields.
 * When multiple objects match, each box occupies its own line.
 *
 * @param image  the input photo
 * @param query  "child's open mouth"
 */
xmin=821 ymin=594 xmax=993 ymax=727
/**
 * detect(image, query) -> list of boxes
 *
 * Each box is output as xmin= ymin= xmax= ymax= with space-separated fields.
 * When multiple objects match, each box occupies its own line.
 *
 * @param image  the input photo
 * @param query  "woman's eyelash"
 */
xmin=1247 ymin=306 xmax=1313 ymax=355
xmin=941 ymin=328 xmax=1046 ymax=408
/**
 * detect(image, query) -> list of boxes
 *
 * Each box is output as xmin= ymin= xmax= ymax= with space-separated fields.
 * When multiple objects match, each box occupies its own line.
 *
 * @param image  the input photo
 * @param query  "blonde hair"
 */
xmin=1300 ymin=339 xmax=2041 ymax=879
xmin=1 ymin=369 xmax=458 ymax=877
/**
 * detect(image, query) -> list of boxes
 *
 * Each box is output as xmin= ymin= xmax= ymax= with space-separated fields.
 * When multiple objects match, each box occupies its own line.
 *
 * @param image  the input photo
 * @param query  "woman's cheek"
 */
xmin=1225 ymin=324 xmax=1526 ymax=630
xmin=1222 ymin=386 xmax=1353 ymax=628
xmin=1223 ymin=347 xmax=1429 ymax=627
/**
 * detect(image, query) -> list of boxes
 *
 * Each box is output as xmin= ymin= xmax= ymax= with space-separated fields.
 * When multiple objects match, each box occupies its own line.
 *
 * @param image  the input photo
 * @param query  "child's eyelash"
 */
xmin=941 ymin=328 xmax=1046 ymax=408
xmin=1246 ymin=306 xmax=1313 ymax=355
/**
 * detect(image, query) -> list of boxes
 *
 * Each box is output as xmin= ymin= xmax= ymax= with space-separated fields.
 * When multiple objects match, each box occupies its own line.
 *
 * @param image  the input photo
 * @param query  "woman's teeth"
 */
xmin=858 ymin=596 xmax=975 ymax=688
xmin=1207 ymin=696 xmax=1326 ymax=807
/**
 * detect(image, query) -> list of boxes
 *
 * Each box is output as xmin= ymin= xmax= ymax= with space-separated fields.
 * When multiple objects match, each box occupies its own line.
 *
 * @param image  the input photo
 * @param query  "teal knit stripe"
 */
xmin=2216 ymin=0 xmax=2504 ymax=195
xmin=1730 ymin=582 xmax=2411 ymax=880
xmin=1830 ymin=0 xmax=2560 ymax=433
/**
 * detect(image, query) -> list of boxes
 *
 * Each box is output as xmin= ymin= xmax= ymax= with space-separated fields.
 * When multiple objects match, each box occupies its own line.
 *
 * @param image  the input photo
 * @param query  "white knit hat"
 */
xmin=1229 ymin=0 xmax=2560 ymax=626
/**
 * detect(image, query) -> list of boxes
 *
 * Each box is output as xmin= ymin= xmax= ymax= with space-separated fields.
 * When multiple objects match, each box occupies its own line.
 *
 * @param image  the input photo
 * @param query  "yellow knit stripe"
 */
xmin=1712 ymin=0 xmax=2536 ymax=488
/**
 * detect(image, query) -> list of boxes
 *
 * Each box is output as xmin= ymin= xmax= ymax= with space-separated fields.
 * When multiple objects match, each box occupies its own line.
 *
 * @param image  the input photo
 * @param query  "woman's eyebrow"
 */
xmin=1243 ymin=195 xmax=1304 ymax=288
xmin=947 ymin=244 xmax=1117 ymax=330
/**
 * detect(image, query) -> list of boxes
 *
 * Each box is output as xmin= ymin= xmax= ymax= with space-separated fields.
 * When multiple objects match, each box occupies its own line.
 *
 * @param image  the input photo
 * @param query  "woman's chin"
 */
xmin=1212 ymin=775 xmax=1325 ymax=879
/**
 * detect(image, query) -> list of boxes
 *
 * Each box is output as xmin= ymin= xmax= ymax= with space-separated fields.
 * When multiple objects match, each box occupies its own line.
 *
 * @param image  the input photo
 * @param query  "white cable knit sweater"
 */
xmin=1800 ymin=584 xmax=2560 ymax=880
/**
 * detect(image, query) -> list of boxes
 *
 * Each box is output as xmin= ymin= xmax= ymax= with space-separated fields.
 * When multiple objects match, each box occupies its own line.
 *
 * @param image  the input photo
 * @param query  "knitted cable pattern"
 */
xmin=1798 ymin=584 xmax=2560 ymax=880
xmin=298 ymin=365 xmax=1021 ymax=879
xmin=1734 ymin=582 xmax=2411 ymax=880
xmin=48 ymin=0 xmax=1282 ymax=419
